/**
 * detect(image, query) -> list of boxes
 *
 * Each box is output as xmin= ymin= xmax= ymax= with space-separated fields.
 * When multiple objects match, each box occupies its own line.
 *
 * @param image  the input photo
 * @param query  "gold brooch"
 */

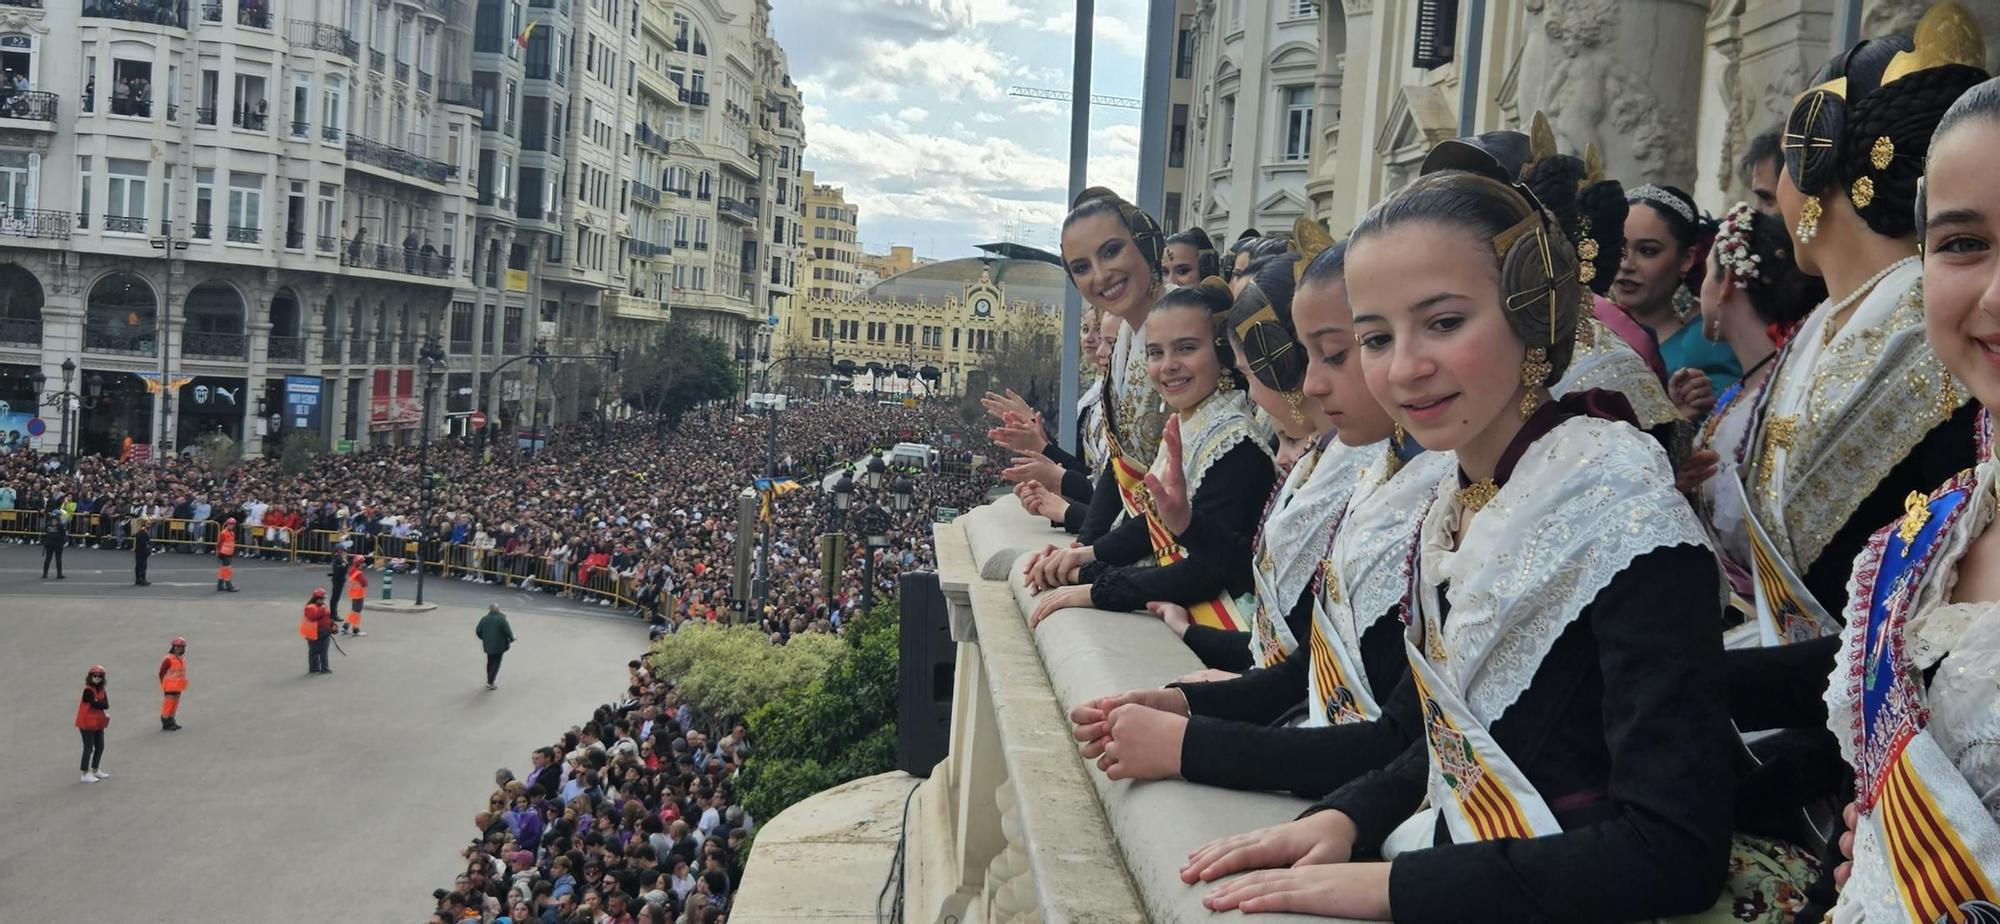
xmin=1456 ymin=479 xmax=1499 ymax=513
xmin=1851 ymin=176 xmax=1876 ymax=210
xmin=1870 ymin=135 xmax=1895 ymax=171
xmin=1897 ymin=491 xmax=1929 ymax=556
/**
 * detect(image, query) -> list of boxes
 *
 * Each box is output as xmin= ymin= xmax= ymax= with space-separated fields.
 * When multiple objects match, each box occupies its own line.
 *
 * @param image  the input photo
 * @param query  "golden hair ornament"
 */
xmin=1291 ymin=216 xmax=1335 ymax=284
xmin=1869 ymin=135 xmax=1895 ymax=171
xmin=1523 ymin=111 xmax=1559 ymax=179
xmin=1881 ymin=1 xmax=1986 ymax=87
xmin=1851 ymin=176 xmax=1876 ymax=210
xmin=1583 ymin=143 xmax=1605 ymax=187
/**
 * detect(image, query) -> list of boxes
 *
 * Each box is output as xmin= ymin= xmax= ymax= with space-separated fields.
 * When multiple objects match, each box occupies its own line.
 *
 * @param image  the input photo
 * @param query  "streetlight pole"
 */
xmin=755 ymin=390 xmax=780 ymax=618
xmin=415 ymin=336 xmax=446 ymax=605
xmin=528 ymin=340 xmax=549 ymax=457
xmin=150 ymin=226 xmax=189 ymax=463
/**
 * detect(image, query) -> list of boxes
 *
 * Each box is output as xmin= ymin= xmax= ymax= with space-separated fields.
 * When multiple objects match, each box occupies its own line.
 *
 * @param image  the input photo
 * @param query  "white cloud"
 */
xmin=896 ymin=106 xmax=930 ymax=125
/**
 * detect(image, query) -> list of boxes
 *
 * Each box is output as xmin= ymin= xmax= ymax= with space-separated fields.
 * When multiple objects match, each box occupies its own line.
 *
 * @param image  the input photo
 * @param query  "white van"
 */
xmin=888 ymin=442 xmax=938 ymax=470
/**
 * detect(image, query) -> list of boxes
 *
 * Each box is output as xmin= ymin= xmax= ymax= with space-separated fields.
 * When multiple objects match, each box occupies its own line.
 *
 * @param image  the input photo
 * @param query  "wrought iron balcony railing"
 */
xmin=267 ymin=335 xmax=304 ymax=362
xmin=227 ymin=225 xmax=260 ymax=244
xmin=83 ymin=0 xmax=188 ymax=27
xmin=0 ymin=209 xmax=71 ymax=240
xmin=184 ymin=330 xmax=247 ymax=360
xmin=345 ymin=132 xmax=452 ymax=184
xmin=0 ymin=317 xmax=40 ymax=346
xmin=0 ymin=91 xmax=57 ymax=123
xmin=103 ymin=214 xmax=146 ymax=233
xmin=84 ymin=322 xmax=157 ymax=356
xmin=288 ymin=21 xmax=360 ymax=60
xmin=340 ymin=237 xmax=457 ymax=279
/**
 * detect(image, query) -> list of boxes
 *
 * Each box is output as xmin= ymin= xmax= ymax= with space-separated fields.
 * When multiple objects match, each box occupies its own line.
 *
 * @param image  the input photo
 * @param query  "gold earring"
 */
xmin=1283 ymin=390 xmax=1306 ymax=426
xmin=1216 ymin=374 xmax=1235 ymax=392
xmin=1386 ymin=424 xmax=1406 ymax=476
xmin=1520 ymin=347 xmax=1551 ymax=419
xmin=1796 ymin=195 xmax=1823 ymax=244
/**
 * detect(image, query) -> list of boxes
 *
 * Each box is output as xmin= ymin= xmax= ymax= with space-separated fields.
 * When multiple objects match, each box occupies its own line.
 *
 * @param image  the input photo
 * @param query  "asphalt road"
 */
xmin=0 ymin=543 xmax=647 ymax=923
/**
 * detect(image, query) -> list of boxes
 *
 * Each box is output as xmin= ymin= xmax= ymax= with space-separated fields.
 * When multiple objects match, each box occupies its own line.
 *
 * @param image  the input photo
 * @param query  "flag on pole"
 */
xmin=517 ymin=18 xmax=540 ymax=50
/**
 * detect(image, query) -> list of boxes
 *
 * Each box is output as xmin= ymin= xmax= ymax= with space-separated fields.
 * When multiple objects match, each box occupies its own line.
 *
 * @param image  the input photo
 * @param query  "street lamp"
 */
xmin=527 ymin=340 xmax=550 ymax=457
xmin=863 ymin=450 xmax=886 ymax=490
xmin=31 ymin=359 xmax=102 ymax=469
xmin=415 ymin=336 xmax=447 ymax=605
xmin=891 ymin=470 xmax=914 ymax=512
xmin=831 ymin=468 xmax=855 ymax=518
xmin=861 ymin=503 xmax=892 ymax=613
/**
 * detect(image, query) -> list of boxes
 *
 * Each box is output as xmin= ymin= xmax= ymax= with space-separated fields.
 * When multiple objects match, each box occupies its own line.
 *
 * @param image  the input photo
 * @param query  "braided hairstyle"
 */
xmin=1351 ymin=170 xmax=1584 ymax=385
xmin=1784 ymin=3 xmax=1990 ymax=240
xmin=1165 ymin=227 xmax=1222 ymax=278
xmin=1523 ymin=153 xmax=1627 ymax=296
xmin=1725 ymin=207 xmax=1827 ymax=328
xmin=1062 ymin=186 xmax=1165 ymax=277
xmin=1228 ymin=257 xmax=1308 ymax=394
xmin=1151 ymin=278 xmax=1248 ymax=392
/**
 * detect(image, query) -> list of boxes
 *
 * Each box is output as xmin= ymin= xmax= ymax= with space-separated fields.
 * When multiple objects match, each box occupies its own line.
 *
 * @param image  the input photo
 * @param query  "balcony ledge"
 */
xmin=739 ymin=497 xmax=1345 ymax=923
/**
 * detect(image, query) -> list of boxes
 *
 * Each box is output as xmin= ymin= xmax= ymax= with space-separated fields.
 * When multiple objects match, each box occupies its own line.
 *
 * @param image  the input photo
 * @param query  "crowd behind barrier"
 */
xmin=0 ymin=394 xmax=1000 ymax=622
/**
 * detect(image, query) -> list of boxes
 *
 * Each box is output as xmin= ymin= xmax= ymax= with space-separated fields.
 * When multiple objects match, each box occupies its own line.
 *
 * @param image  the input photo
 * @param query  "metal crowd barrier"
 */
xmin=0 ymin=512 xmax=640 ymax=607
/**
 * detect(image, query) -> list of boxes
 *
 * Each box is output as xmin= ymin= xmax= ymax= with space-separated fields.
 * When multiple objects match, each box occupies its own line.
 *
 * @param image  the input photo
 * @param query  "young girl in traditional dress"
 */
xmin=1184 ymin=145 xmax=1738 ymax=922
xmin=1822 ymin=73 xmax=2000 ymax=924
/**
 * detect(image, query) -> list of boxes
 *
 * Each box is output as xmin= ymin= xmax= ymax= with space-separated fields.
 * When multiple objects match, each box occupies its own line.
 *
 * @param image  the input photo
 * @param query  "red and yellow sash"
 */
xmin=1109 ymin=450 xmax=1243 ymax=631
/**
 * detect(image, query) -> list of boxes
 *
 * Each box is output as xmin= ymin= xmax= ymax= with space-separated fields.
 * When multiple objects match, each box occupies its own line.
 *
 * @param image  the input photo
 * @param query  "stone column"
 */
xmin=1513 ymin=0 xmax=1710 ymax=189
xmin=245 ymin=315 xmax=272 ymax=457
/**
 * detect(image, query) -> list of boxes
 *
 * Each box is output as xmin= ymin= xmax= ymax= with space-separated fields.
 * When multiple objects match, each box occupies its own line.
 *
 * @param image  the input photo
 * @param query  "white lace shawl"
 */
xmin=1259 ymin=438 xmax=1375 ymax=612
xmin=1334 ymin=450 xmax=1454 ymax=644
xmin=1420 ymin=416 xmax=1715 ymax=724
xmin=1555 ymin=318 xmax=1680 ymax=431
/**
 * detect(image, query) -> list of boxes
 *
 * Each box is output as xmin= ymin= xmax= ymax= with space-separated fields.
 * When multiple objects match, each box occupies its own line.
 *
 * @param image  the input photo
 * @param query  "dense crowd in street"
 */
xmin=0 ymin=394 xmax=998 ymax=628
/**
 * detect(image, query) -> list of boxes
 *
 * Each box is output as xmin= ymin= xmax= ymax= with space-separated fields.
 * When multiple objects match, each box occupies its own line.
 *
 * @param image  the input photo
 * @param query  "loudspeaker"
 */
xmin=897 ymin=570 xmax=954 ymax=777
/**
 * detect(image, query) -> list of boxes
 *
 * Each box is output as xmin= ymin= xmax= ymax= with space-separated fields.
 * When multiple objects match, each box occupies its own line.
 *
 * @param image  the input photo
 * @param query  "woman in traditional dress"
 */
xmin=1066 ymin=230 xmax=1449 ymax=796
xmin=1730 ymin=9 xmax=1986 ymax=646
xmin=1012 ymin=310 xmax=1121 ymax=533
xmin=1613 ymin=182 xmax=1745 ymax=397
xmin=1182 ymin=146 xmax=1739 ymax=922
xmin=1677 ymin=202 xmax=1823 ymax=613
xmin=1821 ymin=72 xmax=2000 ymax=924
xmin=1025 ymin=281 xmax=1276 ymax=638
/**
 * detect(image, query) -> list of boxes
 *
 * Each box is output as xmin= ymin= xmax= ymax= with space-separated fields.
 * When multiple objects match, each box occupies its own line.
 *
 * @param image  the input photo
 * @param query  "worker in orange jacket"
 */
xmin=344 ymin=558 xmax=368 ymax=636
xmin=302 ymin=588 xmax=336 ymax=674
xmin=215 ymin=517 xmax=239 ymax=592
xmin=158 ymin=636 xmax=187 ymax=731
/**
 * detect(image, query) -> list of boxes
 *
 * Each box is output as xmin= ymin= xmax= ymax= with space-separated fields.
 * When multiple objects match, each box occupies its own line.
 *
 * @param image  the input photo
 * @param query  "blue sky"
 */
xmin=772 ymin=0 xmax=1149 ymax=262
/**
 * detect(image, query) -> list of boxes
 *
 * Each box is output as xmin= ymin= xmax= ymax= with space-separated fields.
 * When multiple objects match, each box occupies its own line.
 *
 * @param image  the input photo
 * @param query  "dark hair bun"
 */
xmin=1574 ymin=179 xmax=1628 ymax=296
xmin=1840 ymin=62 xmax=1990 ymax=238
xmin=1228 ymin=259 xmax=1308 ymax=393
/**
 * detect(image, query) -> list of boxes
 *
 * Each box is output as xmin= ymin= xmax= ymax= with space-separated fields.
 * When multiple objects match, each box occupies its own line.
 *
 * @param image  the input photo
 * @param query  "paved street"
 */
xmin=0 ymin=544 xmax=646 ymax=923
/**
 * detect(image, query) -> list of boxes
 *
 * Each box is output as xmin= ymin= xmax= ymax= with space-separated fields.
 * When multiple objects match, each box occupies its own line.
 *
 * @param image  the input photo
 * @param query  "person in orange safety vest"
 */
xmin=215 ymin=517 xmax=239 ymax=593
xmin=301 ymin=588 xmax=336 ymax=674
xmin=158 ymin=637 xmax=187 ymax=731
xmin=344 ymin=558 xmax=367 ymax=637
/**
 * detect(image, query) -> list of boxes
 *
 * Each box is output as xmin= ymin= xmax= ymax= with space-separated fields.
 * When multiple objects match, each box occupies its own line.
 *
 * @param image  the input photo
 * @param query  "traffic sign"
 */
xmin=469 ymin=410 xmax=489 ymax=430
xmin=25 ymin=417 xmax=44 ymax=436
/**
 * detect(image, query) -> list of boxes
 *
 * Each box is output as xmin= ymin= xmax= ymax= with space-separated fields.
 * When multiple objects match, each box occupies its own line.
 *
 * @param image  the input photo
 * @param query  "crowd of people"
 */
xmin=986 ymin=6 xmax=2000 ymax=921
xmin=428 ymin=659 xmax=758 ymax=924
xmin=0 ymin=394 xmax=996 ymax=630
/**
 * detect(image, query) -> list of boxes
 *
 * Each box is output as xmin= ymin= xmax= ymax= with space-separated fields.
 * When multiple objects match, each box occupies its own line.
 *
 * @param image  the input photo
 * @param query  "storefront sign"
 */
xmin=284 ymin=375 xmax=323 ymax=432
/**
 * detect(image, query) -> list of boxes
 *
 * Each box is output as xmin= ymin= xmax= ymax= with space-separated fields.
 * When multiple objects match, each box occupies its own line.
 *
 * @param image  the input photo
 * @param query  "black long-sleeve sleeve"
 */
xmin=1042 ymin=440 xmax=1087 ymax=475
xmin=1059 ymin=500 xmax=1087 ymax=535
xmin=1317 ymin=544 xmax=1734 ymax=924
xmin=1077 ymin=468 xmax=1122 ymax=545
xmin=1179 ymin=625 xmax=1253 ymax=672
xmin=1087 ymin=442 xmax=1275 ymax=615
xmin=1177 ymin=612 xmax=1417 ymax=797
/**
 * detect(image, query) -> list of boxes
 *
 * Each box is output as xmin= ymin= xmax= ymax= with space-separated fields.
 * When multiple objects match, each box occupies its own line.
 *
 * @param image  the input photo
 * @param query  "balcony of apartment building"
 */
xmin=435 ymin=80 xmax=478 ymax=111
xmin=287 ymin=20 xmax=361 ymax=61
xmin=731 ymin=501 xmax=1329 ymax=923
xmin=0 ymin=208 xmax=73 ymax=244
xmin=0 ymin=88 xmax=58 ymax=129
xmin=637 ymin=67 xmax=674 ymax=105
xmin=631 ymin=240 xmax=670 ymax=259
xmin=677 ymin=87 xmax=710 ymax=107
xmin=412 ymin=0 xmax=454 ymax=22
xmin=717 ymin=195 xmax=757 ymax=224
xmin=83 ymin=0 xmax=188 ymax=28
xmin=526 ymin=0 xmax=567 ymax=14
xmin=338 ymin=233 xmax=458 ymax=282
xmin=601 ymin=292 xmax=670 ymax=324
xmin=345 ymin=132 xmax=454 ymax=186
xmin=630 ymin=181 xmax=662 ymax=209
xmin=634 ymin=123 xmax=681 ymax=159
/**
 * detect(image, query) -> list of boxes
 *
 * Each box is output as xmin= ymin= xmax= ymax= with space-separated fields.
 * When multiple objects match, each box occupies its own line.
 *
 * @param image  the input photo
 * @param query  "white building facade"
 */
xmin=1177 ymin=0 xmax=1324 ymax=245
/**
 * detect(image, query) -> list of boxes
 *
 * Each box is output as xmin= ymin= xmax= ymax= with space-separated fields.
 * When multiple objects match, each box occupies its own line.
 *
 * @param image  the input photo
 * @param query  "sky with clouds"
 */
xmin=772 ymin=0 xmax=1150 ymax=263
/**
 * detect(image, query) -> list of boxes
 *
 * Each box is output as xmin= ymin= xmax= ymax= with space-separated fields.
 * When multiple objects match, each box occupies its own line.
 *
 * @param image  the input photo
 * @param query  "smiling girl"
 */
xmin=1192 ymin=146 xmax=1736 ymax=922
xmin=1820 ymin=74 xmax=2000 ymax=922
xmin=1026 ymin=281 xmax=1275 ymax=637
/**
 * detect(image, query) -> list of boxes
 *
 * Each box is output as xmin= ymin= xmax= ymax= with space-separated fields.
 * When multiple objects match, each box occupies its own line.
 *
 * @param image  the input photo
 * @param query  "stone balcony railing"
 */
xmin=735 ymin=495 xmax=1346 ymax=923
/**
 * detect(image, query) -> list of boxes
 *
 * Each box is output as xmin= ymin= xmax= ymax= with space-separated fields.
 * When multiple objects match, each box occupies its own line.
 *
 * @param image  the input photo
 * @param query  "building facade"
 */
xmin=0 ymin=0 xmax=808 ymax=463
xmin=1304 ymin=0 xmax=2000 ymax=235
xmin=1176 ymin=0 xmax=1324 ymax=244
xmin=0 ymin=0 xmax=485 ymax=461
xmin=798 ymin=169 xmax=859 ymax=302
xmin=776 ymin=249 xmax=1061 ymax=398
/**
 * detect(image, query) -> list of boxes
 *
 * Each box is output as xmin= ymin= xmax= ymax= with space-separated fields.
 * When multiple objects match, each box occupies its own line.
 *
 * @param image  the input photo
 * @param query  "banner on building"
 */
xmin=370 ymin=369 xmax=420 ymax=429
xmin=284 ymin=375 xmax=324 ymax=433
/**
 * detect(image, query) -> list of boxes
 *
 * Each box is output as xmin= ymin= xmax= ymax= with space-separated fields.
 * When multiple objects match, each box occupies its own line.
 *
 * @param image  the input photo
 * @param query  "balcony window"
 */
xmin=84 ymin=0 xmax=188 ymax=28
xmin=238 ymin=0 xmax=271 ymax=28
xmin=1281 ymin=86 xmax=1312 ymax=162
xmin=226 ymin=172 xmax=262 ymax=243
xmin=104 ymin=159 xmax=147 ymax=233
xmin=233 ymin=74 xmax=268 ymax=131
xmin=110 ymin=60 xmax=153 ymax=118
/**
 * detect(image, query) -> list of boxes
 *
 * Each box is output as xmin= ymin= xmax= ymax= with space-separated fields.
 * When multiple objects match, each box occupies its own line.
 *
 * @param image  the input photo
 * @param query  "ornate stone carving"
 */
xmin=1513 ymin=0 xmax=1706 ymax=188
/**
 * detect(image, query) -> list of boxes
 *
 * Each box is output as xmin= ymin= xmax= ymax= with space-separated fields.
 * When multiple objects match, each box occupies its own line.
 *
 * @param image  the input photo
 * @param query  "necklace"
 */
xmin=1821 ymin=256 xmax=1919 ymax=346
xmin=1455 ymin=479 xmax=1499 ymax=513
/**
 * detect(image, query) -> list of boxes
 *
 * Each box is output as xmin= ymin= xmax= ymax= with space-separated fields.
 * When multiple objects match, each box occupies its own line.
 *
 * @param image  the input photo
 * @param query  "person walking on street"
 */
xmin=344 ymin=557 xmax=367 ymax=636
xmin=475 ymin=603 xmax=515 ymax=690
xmin=158 ymin=637 xmax=187 ymax=731
xmin=76 ymin=665 xmax=108 ymax=782
xmin=214 ymin=517 xmax=238 ymax=592
xmin=41 ymin=513 xmax=65 ymax=579
xmin=132 ymin=517 xmax=152 ymax=586
xmin=301 ymin=588 xmax=335 ymax=674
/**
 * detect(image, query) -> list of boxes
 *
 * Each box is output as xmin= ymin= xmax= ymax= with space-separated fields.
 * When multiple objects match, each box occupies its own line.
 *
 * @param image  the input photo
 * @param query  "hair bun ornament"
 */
xmin=1782 ymin=86 xmax=1846 ymax=197
xmin=1197 ymin=275 xmax=1232 ymax=298
xmin=1291 ymin=217 xmax=1335 ymax=284
xmin=1712 ymin=202 xmax=1765 ymax=287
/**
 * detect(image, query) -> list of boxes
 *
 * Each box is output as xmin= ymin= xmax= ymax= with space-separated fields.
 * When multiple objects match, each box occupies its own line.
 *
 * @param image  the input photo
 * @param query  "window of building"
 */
xmin=1170 ymin=103 xmax=1188 ymax=169
xmin=1282 ymin=86 xmax=1313 ymax=161
xmin=1176 ymin=19 xmax=1196 ymax=79
xmin=193 ymin=168 xmax=213 ymax=238
xmin=198 ymin=68 xmax=219 ymax=125
xmin=227 ymin=172 xmax=263 ymax=238
xmin=0 ymin=152 xmax=34 ymax=215
xmin=317 ymin=183 xmax=338 ymax=251
xmin=1219 ymin=94 xmax=1236 ymax=165
xmin=1286 ymin=0 xmax=1316 ymax=18
xmin=105 ymin=159 xmax=147 ymax=231
xmin=232 ymin=73 xmax=268 ymax=130
xmin=111 ymin=59 xmax=153 ymax=118
xmin=322 ymin=73 xmax=346 ymax=138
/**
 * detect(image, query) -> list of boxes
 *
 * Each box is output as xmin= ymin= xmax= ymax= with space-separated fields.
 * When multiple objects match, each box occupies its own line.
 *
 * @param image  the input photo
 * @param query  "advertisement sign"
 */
xmin=181 ymin=376 xmax=246 ymax=416
xmin=0 ymin=399 xmax=41 ymax=453
xmin=283 ymin=375 xmax=324 ymax=432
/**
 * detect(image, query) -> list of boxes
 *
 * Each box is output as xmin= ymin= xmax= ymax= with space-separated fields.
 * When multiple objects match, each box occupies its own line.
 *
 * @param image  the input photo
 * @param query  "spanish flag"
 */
xmin=517 ymin=18 xmax=540 ymax=50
